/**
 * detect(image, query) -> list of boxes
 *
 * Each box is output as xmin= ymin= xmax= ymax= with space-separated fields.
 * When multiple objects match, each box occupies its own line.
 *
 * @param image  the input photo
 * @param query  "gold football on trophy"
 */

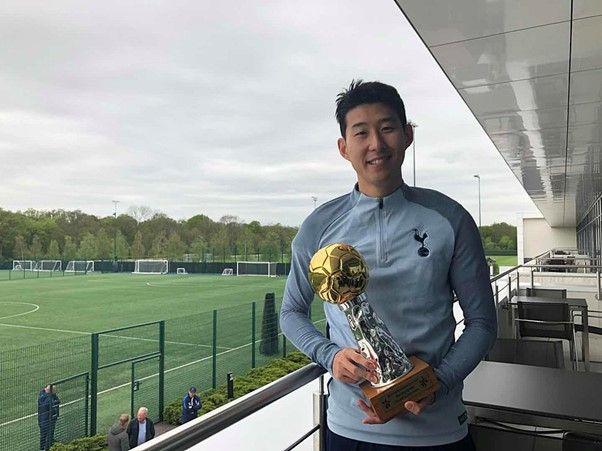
xmin=308 ymin=243 xmax=368 ymax=304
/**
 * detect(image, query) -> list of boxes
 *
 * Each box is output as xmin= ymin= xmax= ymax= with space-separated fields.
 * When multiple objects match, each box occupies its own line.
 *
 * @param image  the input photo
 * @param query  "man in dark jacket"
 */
xmin=180 ymin=386 xmax=201 ymax=424
xmin=38 ymin=384 xmax=60 ymax=451
xmin=126 ymin=407 xmax=155 ymax=448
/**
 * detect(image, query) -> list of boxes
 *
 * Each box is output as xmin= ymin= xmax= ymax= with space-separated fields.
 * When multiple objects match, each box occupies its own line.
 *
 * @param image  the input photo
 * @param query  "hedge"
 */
xmin=164 ymin=352 xmax=311 ymax=425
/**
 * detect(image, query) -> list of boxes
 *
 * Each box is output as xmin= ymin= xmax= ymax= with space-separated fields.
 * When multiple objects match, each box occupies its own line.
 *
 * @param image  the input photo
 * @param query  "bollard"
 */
xmin=227 ymin=373 xmax=234 ymax=399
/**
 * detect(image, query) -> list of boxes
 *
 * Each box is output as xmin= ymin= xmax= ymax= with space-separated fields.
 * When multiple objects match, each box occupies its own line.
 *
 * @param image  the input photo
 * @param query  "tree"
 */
xmin=29 ymin=235 xmax=43 ymax=260
xmin=95 ymin=229 xmax=113 ymax=259
xmin=62 ymin=236 xmax=78 ymax=261
xmin=131 ymin=231 xmax=145 ymax=259
xmin=78 ymin=233 xmax=98 ymax=260
xmin=13 ymin=235 xmax=27 ymax=260
xmin=46 ymin=240 xmax=60 ymax=259
xmin=149 ymin=231 xmax=168 ymax=258
xmin=189 ymin=236 xmax=206 ymax=261
xmin=115 ymin=231 xmax=130 ymax=259
xmin=127 ymin=205 xmax=154 ymax=223
xmin=166 ymin=233 xmax=186 ymax=260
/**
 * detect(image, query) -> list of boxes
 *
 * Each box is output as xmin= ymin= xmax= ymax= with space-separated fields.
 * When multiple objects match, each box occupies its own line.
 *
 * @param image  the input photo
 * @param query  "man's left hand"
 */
xmin=357 ymin=394 xmax=435 ymax=424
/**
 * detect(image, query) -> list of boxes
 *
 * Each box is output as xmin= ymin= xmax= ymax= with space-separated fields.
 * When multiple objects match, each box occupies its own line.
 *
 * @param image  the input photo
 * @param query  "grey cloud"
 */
xmin=0 ymin=0 xmax=539 ymax=226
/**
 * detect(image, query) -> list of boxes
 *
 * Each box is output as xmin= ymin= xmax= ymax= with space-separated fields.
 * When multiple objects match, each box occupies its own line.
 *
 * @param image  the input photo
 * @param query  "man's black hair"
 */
xmin=335 ymin=80 xmax=407 ymax=137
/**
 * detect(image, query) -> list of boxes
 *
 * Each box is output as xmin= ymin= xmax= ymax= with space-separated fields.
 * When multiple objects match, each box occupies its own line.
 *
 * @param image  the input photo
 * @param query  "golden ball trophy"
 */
xmin=309 ymin=243 xmax=439 ymax=422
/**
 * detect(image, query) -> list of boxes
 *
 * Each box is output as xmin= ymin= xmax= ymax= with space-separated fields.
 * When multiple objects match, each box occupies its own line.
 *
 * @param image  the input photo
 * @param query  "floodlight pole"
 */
xmin=408 ymin=121 xmax=418 ymax=187
xmin=473 ymin=175 xmax=481 ymax=228
xmin=112 ymin=200 xmax=119 ymax=261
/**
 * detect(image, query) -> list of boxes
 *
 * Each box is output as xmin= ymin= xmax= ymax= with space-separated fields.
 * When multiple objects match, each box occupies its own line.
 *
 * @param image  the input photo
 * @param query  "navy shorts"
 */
xmin=326 ymin=427 xmax=476 ymax=451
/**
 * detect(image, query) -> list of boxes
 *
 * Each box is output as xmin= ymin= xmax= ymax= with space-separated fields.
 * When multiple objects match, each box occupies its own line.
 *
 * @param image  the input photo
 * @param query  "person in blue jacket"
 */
xmin=38 ymin=384 xmax=60 ymax=451
xmin=180 ymin=386 xmax=201 ymax=424
xmin=280 ymin=80 xmax=497 ymax=450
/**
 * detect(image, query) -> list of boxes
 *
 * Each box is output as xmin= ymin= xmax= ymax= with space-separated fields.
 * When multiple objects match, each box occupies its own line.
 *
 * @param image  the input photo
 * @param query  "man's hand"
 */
xmin=332 ymin=348 xmax=378 ymax=384
xmin=357 ymin=394 xmax=435 ymax=424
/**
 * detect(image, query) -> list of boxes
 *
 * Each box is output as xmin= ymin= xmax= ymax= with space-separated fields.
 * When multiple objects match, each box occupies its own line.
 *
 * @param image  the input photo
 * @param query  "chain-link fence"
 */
xmin=0 ymin=294 xmax=326 ymax=450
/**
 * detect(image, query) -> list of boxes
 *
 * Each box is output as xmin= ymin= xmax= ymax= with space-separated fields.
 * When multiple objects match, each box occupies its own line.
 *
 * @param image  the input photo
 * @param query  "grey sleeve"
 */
xmin=280 ymin=232 xmax=341 ymax=373
xmin=434 ymin=209 xmax=497 ymax=395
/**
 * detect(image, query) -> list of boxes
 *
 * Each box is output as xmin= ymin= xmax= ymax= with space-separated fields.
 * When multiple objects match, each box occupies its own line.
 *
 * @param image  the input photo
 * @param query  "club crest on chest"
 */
xmin=413 ymin=229 xmax=429 ymax=257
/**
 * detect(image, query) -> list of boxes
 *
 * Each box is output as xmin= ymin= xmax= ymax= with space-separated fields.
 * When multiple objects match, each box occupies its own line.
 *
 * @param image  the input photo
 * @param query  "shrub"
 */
xmin=50 ymin=434 xmax=107 ymax=451
xmin=164 ymin=352 xmax=310 ymax=425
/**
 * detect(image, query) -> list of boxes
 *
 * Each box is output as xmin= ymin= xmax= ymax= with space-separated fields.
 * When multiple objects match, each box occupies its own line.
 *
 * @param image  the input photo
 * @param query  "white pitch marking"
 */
xmin=0 ymin=318 xmax=327 ymax=429
xmin=0 ymin=302 xmax=40 ymax=321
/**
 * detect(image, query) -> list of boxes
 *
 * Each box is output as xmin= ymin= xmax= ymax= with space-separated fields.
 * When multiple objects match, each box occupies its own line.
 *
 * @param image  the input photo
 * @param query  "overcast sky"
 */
xmin=0 ymin=0 xmax=540 ymax=227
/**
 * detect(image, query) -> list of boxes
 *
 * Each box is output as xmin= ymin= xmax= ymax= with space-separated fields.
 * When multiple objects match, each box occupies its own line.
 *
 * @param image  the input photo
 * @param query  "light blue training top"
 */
xmin=280 ymin=183 xmax=497 ymax=447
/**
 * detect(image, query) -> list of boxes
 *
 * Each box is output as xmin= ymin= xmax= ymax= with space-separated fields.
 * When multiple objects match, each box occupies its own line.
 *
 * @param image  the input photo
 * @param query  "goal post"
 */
xmin=236 ymin=261 xmax=278 ymax=277
xmin=33 ymin=260 xmax=62 ymax=272
xmin=12 ymin=260 xmax=34 ymax=271
xmin=176 ymin=267 xmax=187 ymax=275
xmin=221 ymin=268 xmax=233 ymax=276
xmin=133 ymin=259 xmax=169 ymax=275
xmin=65 ymin=260 xmax=94 ymax=273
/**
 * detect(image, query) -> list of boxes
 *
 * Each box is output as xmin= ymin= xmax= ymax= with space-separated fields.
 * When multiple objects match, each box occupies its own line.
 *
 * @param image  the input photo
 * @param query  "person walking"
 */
xmin=107 ymin=414 xmax=130 ymax=451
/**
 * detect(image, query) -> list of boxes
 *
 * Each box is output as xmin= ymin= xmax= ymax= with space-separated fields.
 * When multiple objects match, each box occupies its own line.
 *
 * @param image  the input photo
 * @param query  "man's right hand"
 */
xmin=332 ymin=348 xmax=378 ymax=384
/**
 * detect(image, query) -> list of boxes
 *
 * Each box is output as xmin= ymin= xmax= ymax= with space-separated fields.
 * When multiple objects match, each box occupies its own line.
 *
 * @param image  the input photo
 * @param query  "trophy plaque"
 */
xmin=309 ymin=243 xmax=439 ymax=421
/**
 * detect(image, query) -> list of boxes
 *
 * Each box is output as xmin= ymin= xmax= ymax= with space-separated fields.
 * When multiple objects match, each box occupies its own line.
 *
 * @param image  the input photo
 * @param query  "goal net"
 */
xmin=65 ymin=260 xmax=94 ymax=273
xmin=176 ymin=267 xmax=187 ymax=274
xmin=221 ymin=268 xmax=233 ymax=276
xmin=34 ymin=260 xmax=62 ymax=271
xmin=236 ymin=261 xmax=278 ymax=277
xmin=12 ymin=260 xmax=34 ymax=271
xmin=133 ymin=259 xmax=168 ymax=274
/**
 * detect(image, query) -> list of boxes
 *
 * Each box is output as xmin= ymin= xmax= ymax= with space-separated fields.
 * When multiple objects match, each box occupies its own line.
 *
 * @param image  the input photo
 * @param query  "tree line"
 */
xmin=0 ymin=207 xmax=298 ymax=263
xmin=479 ymin=222 xmax=517 ymax=252
xmin=0 ymin=206 xmax=517 ymax=263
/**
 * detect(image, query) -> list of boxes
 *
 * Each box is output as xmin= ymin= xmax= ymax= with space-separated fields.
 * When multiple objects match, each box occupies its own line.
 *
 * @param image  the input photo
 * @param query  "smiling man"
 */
xmin=280 ymin=80 xmax=497 ymax=451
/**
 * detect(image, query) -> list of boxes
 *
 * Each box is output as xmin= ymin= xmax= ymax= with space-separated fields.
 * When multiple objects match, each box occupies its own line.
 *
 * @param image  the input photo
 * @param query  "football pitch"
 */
xmin=0 ymin=272 xmax=325 ymax=450
xmin=0 ymin=271 xmax=289 ymax=348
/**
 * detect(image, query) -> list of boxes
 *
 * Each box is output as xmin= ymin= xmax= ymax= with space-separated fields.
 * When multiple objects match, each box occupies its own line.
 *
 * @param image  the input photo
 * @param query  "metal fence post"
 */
xmin=212 ymin=309 xmax=217 ymax=389
xmin=90 ymin=333 xmax=99 ymax=436
xmin=130 ymin=362 xmax=135 ymax=418
xmin=159 ymin=321 xmax=165 ymax=421
xmin=597 ymin=269 xmax=601 ymax=300
xmin=508 ymin=276 xmax=512 ymax=298
xmin=84 ymin=372 xmax=90 ymax=436
xmin=516 ymin=272 xmax=520 ymax=294
xmin=530 ymin=268 xmax=534 ymax=289
xmin=251 ymin=302 xmax=256 ymax=368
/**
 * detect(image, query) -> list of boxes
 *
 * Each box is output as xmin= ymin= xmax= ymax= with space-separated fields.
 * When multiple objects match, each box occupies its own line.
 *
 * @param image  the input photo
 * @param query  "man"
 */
xmin=37 ymin=384 xmax=60 ymax=451
xmin=127 ymin=407 xmax=155 ymax=448
xmin=107 ymin=414 xmax=130 ymax=451
xmin=280 ymin=80 xmax=497 ymax=450
xmin=180 ymin=386 xmax=202 ymax=424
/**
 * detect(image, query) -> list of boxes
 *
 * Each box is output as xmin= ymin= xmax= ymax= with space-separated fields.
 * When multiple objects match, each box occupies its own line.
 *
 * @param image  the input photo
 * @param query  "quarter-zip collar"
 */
xmin=350 ymin=182 xmax=407 ymax=210
xmin=349 ymin=183 xmax=407 ymax=267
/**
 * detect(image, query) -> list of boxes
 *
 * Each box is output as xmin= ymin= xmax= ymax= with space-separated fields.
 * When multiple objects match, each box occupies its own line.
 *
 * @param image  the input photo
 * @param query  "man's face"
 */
xmin=137 ymin=410 xmax=147 ymax=422
xmin=338 ymin=103 xmax=412 ymax=197
xmin=189 ymin=390 xmax=196 ymax=398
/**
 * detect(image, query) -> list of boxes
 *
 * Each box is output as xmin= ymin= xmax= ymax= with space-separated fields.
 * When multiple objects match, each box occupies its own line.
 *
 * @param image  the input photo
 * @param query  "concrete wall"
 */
xmin=517 ymin=214 xmax=576 ymax=262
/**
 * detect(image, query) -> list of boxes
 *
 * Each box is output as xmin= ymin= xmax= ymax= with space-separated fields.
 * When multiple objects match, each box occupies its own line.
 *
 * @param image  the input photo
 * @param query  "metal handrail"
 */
xmin=138 ymin=363 xmax=326 ymax=451
xmin=489 ymin=250 xmax=550 ymax=283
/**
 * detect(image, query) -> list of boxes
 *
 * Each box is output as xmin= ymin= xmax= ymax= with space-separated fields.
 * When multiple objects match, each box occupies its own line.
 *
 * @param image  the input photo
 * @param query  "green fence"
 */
xmin=0 ymin=295 xmax=327 ymax=450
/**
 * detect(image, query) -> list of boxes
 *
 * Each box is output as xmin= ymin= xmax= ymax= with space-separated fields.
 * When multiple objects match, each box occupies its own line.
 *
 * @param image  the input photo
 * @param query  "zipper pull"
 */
xmin=378 ymin=198 xmax=383 ymax=209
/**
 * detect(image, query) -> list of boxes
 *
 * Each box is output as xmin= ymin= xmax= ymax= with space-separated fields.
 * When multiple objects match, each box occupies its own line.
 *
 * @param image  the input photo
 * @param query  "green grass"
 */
xmin=486 ymin=255 xmax=518 ymax=266
xmin=0 ymin=273 xmax=326 ymax=451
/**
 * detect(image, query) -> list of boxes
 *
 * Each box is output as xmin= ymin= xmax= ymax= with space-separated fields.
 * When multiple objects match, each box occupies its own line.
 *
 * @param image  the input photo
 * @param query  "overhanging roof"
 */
xmin=395 ymin=0 xmax=602 ymax=227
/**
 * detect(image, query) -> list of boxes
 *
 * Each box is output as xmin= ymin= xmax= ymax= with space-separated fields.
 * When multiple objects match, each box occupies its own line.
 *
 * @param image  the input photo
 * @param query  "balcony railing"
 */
xmin=138 ymin=363 xmax=326 ymax=451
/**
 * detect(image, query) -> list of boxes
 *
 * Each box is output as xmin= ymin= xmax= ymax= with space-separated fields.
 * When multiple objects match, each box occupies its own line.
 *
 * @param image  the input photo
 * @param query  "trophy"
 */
xmin=309 ymin=243 xmax=439 ymax=421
